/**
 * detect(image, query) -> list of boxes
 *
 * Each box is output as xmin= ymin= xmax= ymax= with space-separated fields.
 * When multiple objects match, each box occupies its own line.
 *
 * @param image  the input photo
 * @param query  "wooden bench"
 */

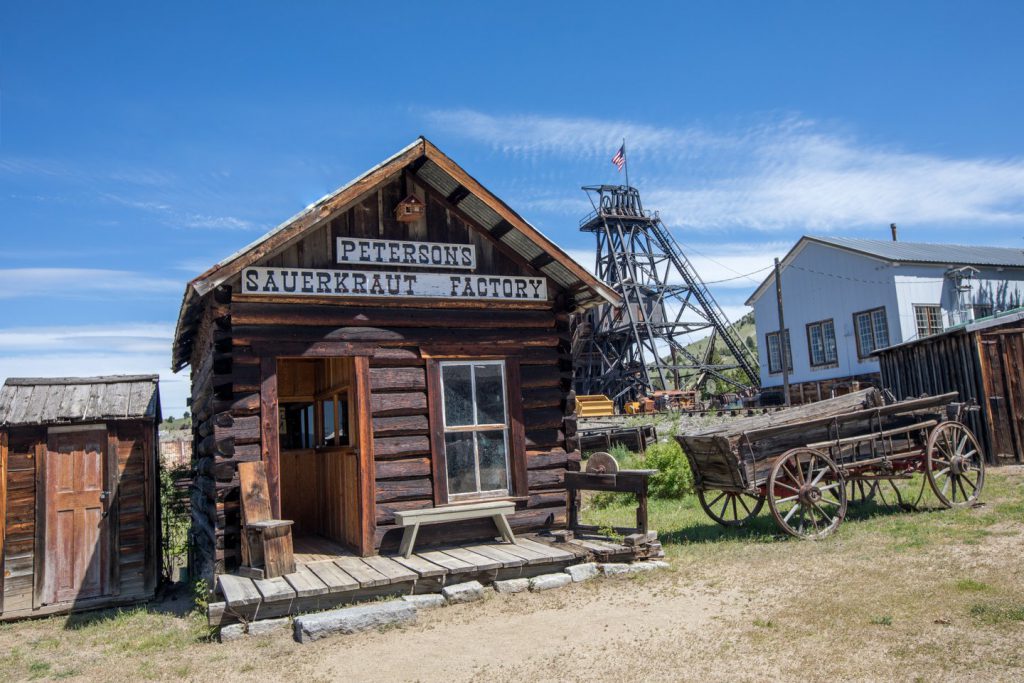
xmin=394 ymin=501 xmax=517 ymax=558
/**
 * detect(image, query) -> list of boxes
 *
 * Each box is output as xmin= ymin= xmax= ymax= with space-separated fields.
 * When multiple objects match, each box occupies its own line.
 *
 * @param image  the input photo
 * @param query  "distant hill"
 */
xmin=682 ymin=311 xmax=756 ymax=363
xmin=669 ymin=311 xmax=758 ymax=390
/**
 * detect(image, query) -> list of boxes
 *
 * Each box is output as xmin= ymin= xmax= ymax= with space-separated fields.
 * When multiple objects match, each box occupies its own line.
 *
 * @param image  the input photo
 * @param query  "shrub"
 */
xmin=643 ymin=439 xmax=694 ymax=499
xmin=587 ymin=439 xmax=694 ymax=508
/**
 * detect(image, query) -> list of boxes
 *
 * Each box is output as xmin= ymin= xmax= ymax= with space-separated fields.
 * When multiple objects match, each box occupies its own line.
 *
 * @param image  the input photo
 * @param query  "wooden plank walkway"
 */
xmin=211 ymin=534 xmax=588 ymax=626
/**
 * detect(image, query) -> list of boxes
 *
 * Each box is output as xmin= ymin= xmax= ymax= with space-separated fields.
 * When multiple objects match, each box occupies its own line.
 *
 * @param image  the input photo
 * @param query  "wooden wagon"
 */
xmin=676 ymin=389 xmax=985 ymax=538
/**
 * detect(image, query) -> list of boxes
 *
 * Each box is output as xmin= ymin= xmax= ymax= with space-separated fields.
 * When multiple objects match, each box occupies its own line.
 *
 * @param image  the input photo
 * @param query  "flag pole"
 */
xmin=622 ymin=137 xmax=630 ymax=189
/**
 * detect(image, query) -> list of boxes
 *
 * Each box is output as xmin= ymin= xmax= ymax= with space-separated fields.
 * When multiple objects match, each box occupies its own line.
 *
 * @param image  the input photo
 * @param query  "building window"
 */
xmin=806 ymin=319 xmax=838 ymax=367
xmin=279 ymin=402 xmax=315 ymax=450
xmin=439 ymin=361 xmax=511 ymax=500
xmin=853 ymin=307 xmax=890 ymax=358
xmin=766 ymin=330 xmax=792 ymax=374
xmin=972 ymin=303 xmax=993 ymax=320
xmin=317 ymin=391 xmax=350 ymax=448
xmin=914 ymin=304 xmax=944 ymax=339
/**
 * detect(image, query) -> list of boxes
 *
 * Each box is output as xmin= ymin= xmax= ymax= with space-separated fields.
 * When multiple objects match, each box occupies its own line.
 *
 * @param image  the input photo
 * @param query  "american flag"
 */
xmin=611 ymin=144 xmax=625 ymax=171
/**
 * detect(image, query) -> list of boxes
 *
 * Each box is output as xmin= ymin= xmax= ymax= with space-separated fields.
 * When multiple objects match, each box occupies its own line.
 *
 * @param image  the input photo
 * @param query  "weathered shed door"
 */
xmin=43 ymin=428 xmax=109 ymax=604
xmin=979 ymin=332 xmax=1024 ymax=462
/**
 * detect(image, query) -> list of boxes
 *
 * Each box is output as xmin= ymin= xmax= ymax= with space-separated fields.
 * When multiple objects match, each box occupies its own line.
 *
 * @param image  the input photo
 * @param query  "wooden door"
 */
xmin=43 ymin=429 xmax=109 ymax=604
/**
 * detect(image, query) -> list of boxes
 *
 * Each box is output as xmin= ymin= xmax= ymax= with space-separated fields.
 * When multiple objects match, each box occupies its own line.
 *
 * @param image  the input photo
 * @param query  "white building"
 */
xmin=746 ymin=235 xmax=1024 ymax=402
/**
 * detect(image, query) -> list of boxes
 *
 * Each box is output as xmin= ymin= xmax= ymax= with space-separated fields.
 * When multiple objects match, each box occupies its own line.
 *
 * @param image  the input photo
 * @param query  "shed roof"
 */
xmin=746 ymin=235 xmax=1024 ymax=306
xmin=0 ymin=375 xmax=161 ymax=427
xmin=171 ymin=137 xmax=621 ymax=372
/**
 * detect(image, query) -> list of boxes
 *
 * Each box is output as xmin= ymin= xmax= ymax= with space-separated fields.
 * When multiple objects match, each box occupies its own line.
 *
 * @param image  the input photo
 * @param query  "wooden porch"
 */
xmin=208 ymin=532 xmax=658 ymax=627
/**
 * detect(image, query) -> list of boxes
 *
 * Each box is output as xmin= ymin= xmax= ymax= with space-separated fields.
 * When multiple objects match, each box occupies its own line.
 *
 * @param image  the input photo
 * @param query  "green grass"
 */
xmin=969 ymin=603 xmax=1024 ymax=624
xmin=579 ymin=463 xmax=1020 ymax=559
xmin=955 ymin=578 xmax=991 ymax=592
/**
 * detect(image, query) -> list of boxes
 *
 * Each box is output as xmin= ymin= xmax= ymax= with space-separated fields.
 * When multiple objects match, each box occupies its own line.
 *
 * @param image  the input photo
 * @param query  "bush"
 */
xmin=160 ymin=464 xmax=191 ymax=584
xmin=587 ymin=439 xmax=694 ymax=508
xmin=644 ymin=439 xmax=695 ymax=499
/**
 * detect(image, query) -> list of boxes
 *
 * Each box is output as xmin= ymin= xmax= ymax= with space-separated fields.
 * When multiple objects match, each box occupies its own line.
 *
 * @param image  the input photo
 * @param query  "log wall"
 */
xmin=184 ymin=172 xmax=586 ymax=581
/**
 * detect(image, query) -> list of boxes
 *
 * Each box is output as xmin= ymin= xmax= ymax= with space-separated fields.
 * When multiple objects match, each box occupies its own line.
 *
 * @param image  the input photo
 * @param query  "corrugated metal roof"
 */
xmin=416 ymin=159 xmax=460 ymax=198
xmin=0 ymin=375 xmax=160 ymax=427
xmin=810 ymin=235 xmax=1024 ymax=267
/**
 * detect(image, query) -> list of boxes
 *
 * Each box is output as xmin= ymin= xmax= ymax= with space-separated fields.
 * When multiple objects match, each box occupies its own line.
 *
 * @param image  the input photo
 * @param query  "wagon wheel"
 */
xmin=768 ymin=448 xmax=847 ymax=539
xmin=697 ymin=488 xmax=765 ymax=527
xmin=926 ymin=422 xmax=985 ymax=508
xmin=845 ymin=479 xmax=878 ymax=505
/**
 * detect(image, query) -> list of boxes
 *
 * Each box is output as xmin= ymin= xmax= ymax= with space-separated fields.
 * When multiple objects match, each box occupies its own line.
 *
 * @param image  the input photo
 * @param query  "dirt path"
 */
xmin=220 ymin=573 xmax=743 ymax=683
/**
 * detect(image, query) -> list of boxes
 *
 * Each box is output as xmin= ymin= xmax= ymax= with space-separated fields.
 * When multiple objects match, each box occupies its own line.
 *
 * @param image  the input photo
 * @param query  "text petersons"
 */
xmin=242 ymin=267 xmax=547 ymax=301
xmin=336 ymin=237 xmax=476 ymax=270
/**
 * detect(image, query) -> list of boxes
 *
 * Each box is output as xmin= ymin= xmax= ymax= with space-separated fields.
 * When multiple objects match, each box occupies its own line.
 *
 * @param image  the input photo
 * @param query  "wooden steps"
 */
xmin=209 ymin=533 xmax=588 ymax=627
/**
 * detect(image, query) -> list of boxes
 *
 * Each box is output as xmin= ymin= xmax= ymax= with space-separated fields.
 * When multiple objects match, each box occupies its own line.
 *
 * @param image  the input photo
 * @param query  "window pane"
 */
xmin=767 ymin=334 xmax=780 ymax=373
xmin=338 ymin=398 xmax=349 ymax=446
xmin=444 ymin=432 xmax=477 ymax=494
xmin=872 ymin=309 xmax=889 ymax=347
xmin=477 ymin=430 xmax=509 ymax=492
xmin=280 ymin=402 xmax=315 ymax=449
xmin=808 ymin=324 xmax=824 ymax=365
xmin=442 ymin=364 xmax=474 ymax=426
xmin=319 ymin=398 xmax=335 ymax=447
xmin=856 ymin=313 xmax=873 ymax=355
xmin=823 ymin=320 xmax=837 ymax=363
xmin=474 ymin=363 xmax=505 ymax=425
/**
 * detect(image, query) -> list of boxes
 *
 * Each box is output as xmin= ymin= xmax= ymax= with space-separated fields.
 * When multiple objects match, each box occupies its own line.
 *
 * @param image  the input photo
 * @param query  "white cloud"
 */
xmin=427 ymin=109 xmax=1024 ymax=231
xmin=0 ymin=322 xmax=189 ymax=416
xmin=180 ymin=213 xmax=256 ymax=230
xmin=0 ymin=269 xmax=180 ymax=299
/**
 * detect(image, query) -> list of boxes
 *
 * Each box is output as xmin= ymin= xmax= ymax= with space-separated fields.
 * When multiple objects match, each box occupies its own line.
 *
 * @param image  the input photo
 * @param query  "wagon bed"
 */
xmin=676 ymin=389 xmax=985 ymax=538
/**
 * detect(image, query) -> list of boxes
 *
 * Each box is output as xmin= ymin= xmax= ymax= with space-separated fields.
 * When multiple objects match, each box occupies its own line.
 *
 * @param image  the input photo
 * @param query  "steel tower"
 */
xmin=573 ymin=184 xmax=760 ymax=406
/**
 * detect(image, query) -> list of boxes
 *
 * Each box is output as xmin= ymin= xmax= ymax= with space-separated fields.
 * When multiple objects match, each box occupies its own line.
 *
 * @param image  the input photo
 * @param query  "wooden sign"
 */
xmin=336 ymin=238 xmax=476 ymax=270
xmin=242 ymin=267 xmax=547 ymax=301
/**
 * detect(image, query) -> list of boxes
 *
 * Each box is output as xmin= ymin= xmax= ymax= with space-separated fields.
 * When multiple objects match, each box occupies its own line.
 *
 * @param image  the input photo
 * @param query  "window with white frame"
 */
xmin=914 ymin=304 xmax=943 ymax=339
xmin=765 ymin=329 xmax=792 ymax=374
xmin=806 ymin=319 xmax=838 ymax=367
xmin=853 ymin=307 xmax=889 ymax=358
xmin=972 ymin=303 xmax=993 ymax=320
xmin=439 ymin=361 xmax=511 ymax=500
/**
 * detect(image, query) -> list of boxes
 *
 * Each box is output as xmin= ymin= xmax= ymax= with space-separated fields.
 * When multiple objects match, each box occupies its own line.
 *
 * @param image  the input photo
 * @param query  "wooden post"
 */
xmin=354 ymin=356 xmax=376 ymax=556
xmin=774 ymin=257 xmax=791 ymax=407
xmin=260 ymin=357 xmax=281 ymax=519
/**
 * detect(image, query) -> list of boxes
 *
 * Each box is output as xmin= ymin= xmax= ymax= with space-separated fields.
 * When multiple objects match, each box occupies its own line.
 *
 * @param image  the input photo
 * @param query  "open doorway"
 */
xmin=276 ymin=358 xmax=362 ymax=558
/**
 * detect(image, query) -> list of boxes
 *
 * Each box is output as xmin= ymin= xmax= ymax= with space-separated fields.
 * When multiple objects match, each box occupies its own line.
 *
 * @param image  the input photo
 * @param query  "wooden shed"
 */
xmin=0 ymin=375 xmax=161 ymax=620
xmin=171 ymin=138 xmax=620 ymax=584
xmin=876 ymin=308 xmax=1024 ymax=465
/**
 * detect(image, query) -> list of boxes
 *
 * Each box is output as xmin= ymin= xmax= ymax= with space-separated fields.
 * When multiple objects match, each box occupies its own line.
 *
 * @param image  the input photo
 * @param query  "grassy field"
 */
xmin=1 ymin=468 xmax=1021 ymax=681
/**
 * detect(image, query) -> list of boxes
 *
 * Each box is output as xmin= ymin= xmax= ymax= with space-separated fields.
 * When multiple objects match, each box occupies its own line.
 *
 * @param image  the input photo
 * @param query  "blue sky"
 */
xmin=2 ymin=1 xmax=1024 ymax=416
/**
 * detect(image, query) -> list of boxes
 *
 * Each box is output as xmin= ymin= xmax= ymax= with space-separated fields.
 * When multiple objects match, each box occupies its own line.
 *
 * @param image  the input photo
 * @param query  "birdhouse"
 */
xmin=394 ymin=195 xmax=425 ymax=222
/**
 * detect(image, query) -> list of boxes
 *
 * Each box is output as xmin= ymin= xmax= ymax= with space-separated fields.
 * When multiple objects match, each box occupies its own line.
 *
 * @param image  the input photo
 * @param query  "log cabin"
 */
xmin=0 ymin=375 xmax=161 ymax=620
xmin=172 ymin=138 xmax=620 ymax=584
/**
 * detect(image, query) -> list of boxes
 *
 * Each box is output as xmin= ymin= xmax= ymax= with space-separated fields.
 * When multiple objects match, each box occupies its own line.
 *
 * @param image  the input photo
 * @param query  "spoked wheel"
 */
xmin=768 ymin=448 xmax=847 ymax=539
xmin=845 ymin=479 xmax=878 ymax=505
xmin=697 ymin=488 xmax=765 ymax=527
xmin=926 ymin=422 xmax=985 ymax=508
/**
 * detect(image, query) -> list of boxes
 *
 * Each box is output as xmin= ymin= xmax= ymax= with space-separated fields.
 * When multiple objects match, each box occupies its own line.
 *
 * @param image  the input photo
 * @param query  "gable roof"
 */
xmin=746 ymin=235 xmax=1024 ymax=306
xmin=172 ymin=137 xmax=619 ymax=371
xmin=0 ymin=375 xmax=161 ymax=427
